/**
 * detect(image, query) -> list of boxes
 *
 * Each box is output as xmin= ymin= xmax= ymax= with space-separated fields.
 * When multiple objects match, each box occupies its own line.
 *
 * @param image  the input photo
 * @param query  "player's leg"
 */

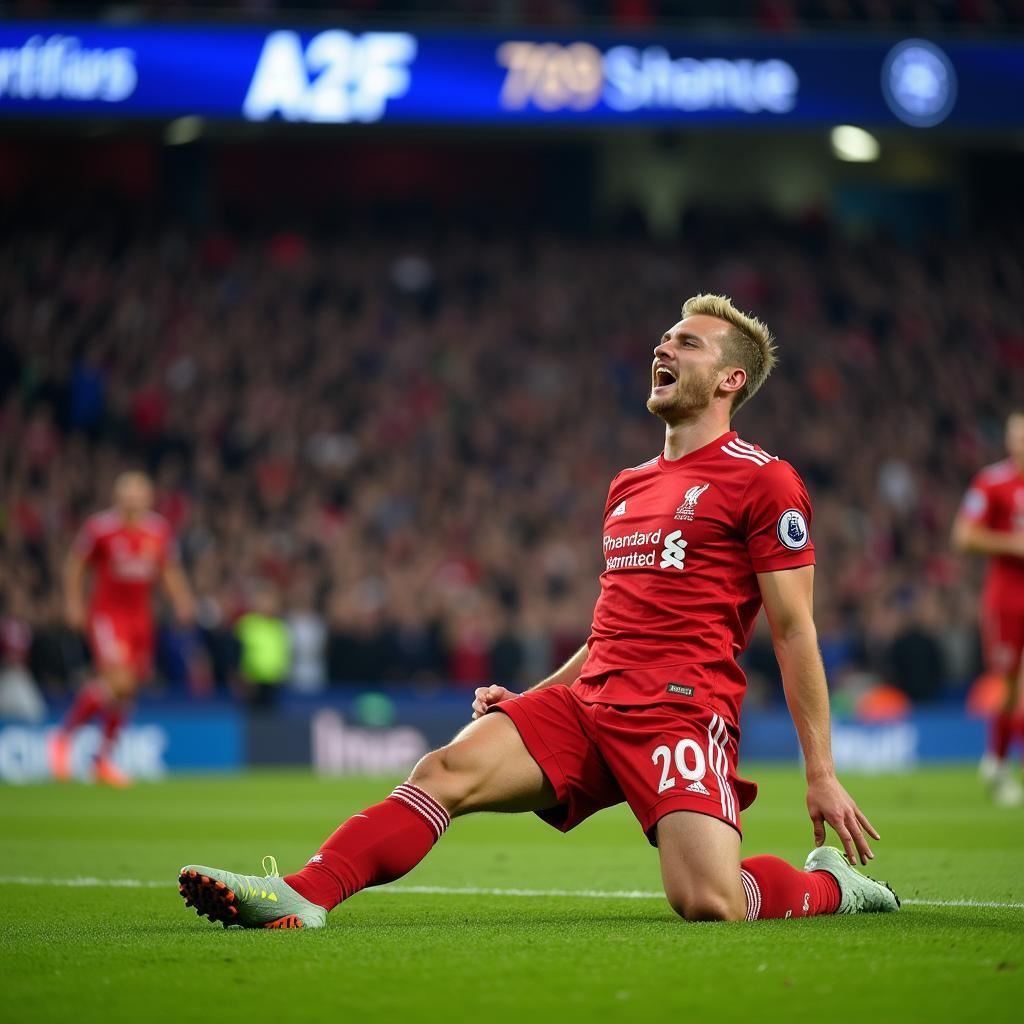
xmin=1001 ymin=651 xmax=1024 ymax=806
xmin=656 ymin=812 xmax=842 ymax=922
xmin=602 ymin=702 xmax=895 ymax=922
xmin=180 ymin=709 xmax=558 ymax=928
xmin=979 ymin=610 xmax=1023 ymax=805
xmin=981 ymin=674 xmax=1016 ymax=783
xmin=655 ymin=812 xmax=900 ymax=921
xmin=49 ymin=614 xmax=134 ymax=782
xmin=93 ymin=617 xmax=157 ymax=785
xmin=91 ymin=662 xmax=136 ymax=787
xmin=283 ymin=711 xmax=556 ymax=907
xmin=655 ymin=811 xmax=746 ymax=921
xmin=49 ymin=679 xmax=105 ymax=780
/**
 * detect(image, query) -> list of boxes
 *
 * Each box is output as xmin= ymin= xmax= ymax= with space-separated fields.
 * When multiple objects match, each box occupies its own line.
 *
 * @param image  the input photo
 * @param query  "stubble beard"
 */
xmin=646 ymin=368 xmax=717 ymax=424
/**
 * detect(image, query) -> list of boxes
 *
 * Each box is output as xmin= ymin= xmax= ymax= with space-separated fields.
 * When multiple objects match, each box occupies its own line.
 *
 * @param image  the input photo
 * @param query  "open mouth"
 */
xmin=652 ymin=365 xmax=677 ymax=393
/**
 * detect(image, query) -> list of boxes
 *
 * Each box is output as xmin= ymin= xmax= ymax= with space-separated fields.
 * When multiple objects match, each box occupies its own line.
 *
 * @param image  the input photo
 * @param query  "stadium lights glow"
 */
xmin=830 ymin=125 xmax=880 ymax=162
xmin=165 ymin=116 xmax=203 ymax=146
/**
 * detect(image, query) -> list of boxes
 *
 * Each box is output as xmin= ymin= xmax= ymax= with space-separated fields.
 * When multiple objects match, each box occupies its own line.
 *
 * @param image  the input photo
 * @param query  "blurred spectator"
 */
xmin=235 ymin=582 xmax=289 ymax=704
xmin=886 ymin=593 xmax=947 ymax=703
xmin=0 ymin=591 xmax=47 ymax=721
xmin=286 ymin=579 xmax=328 ymax=694
xmin=326 ymin=588 xmax=392 ymax=685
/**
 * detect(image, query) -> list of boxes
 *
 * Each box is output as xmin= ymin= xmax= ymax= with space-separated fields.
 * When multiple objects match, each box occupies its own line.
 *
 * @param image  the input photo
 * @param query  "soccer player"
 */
xmin=49 ymin=471 xmax=194 ymax=785
xmin=179 ymin=295 xmax=899 ymax=928
xmin=952 ymin=410 xmax=1024 ymax=807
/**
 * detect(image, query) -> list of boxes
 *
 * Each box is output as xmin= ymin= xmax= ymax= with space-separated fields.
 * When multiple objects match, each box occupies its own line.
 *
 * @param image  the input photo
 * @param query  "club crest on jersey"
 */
xmin=674 ymin=483 xmax=710 ymax=521
xmin=777 ymin=509 xmax=809 ymax=550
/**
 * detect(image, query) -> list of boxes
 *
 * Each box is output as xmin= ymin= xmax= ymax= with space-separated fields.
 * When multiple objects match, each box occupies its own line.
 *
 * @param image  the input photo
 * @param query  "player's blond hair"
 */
xmin=682 ymin=293 xmax=777 ymax=415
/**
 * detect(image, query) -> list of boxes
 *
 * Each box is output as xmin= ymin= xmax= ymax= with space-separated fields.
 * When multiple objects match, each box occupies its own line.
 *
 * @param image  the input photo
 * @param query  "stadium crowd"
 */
xmin=1 ymin=207 xmax=1021 ymax=715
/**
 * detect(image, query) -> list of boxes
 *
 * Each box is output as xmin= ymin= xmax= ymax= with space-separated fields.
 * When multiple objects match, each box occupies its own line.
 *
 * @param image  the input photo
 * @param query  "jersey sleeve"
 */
xmin=602 ymin=471 xmax=627 ymax=520
xmin=958 ymin=474 xmax=992 ymax=527
xmin=741 ymin=460 xmax=816 ymax=573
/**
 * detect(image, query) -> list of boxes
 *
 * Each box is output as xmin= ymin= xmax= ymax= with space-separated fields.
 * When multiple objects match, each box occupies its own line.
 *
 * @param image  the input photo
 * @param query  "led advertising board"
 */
xmin=0 ymin=24 xmax=1020 ymax=127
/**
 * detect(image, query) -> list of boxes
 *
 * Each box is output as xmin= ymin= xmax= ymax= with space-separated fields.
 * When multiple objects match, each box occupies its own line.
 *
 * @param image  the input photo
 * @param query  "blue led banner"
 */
xmin=0 ymin=23 xmax=1021 ymax=127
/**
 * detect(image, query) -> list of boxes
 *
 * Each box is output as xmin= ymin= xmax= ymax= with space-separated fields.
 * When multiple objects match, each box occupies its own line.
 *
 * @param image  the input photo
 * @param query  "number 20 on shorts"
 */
xmin=652 ymin=739 xmax=707 ymax=794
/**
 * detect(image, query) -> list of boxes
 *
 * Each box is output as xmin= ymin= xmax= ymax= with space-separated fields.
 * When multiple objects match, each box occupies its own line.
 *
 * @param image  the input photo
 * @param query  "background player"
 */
xmin=953 ymin=410 xmax=1024 ymax=806
xmin=49 ymin=471 xmax=194 ymax=785
xmin=178 ymin=295 xmax=898 ymax=928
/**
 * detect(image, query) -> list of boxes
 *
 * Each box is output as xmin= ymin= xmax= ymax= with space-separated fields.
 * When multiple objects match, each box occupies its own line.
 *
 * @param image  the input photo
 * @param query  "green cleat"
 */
xmin=804 ymin=846 xmax=900 ymax=915
xmin=178 ymin=856 xmax=327 ymax=930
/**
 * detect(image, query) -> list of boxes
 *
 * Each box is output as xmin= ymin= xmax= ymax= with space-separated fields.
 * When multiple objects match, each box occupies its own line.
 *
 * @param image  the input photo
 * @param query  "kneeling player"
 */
xmin=49 ymin=472 xmax=194 ymax=785
xmin=179 ymin=296 xmax=899 ymax=926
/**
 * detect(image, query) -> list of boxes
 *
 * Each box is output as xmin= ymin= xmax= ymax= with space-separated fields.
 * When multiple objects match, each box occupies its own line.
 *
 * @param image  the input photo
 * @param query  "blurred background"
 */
xmin=1 ymin=1 xmax=1023 ymax=780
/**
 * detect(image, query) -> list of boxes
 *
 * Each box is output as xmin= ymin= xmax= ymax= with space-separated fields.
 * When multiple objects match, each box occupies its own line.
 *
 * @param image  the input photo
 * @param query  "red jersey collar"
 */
xmin=657 ymin=430 xmax=736 ymax=472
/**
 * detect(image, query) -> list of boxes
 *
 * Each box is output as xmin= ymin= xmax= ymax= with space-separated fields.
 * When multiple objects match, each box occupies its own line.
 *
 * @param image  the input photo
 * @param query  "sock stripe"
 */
xmin=740 ymin=869 xmax=761 ymax=921
xmin=390 ymin=784 xmax=451 ymax=840
xmin=392 ymin=786 xmax=449 ymax=840
xmin=396 ymin=785 xmax=450 ymax=836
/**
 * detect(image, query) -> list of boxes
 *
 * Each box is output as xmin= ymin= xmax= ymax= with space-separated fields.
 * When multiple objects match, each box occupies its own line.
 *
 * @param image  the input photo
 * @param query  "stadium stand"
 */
xmin=1 ymin=203 xmax=1021 ymax=705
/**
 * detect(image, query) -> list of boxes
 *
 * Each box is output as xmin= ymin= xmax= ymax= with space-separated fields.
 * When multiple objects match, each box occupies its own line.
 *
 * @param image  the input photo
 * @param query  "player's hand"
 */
xmin=471 ymin=685 xmax=521 ymax=720
xmin=806 ymin=774 xmax=880 ymax=866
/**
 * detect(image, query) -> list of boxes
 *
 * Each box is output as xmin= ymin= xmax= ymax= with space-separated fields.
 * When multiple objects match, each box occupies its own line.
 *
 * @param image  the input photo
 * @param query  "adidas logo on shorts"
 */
xmin=685 ymin=780 xmax=711 ymax=796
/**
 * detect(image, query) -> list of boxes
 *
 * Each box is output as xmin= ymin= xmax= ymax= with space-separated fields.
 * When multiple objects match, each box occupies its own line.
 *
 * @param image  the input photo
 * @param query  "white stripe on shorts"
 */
xmin=707 ymin=714 xmax=736 ymax=824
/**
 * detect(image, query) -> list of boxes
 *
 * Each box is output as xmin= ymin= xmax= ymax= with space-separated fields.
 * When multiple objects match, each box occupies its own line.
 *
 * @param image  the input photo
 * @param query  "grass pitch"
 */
xmin=1 ymin=766 xmax=1022 ymax=1023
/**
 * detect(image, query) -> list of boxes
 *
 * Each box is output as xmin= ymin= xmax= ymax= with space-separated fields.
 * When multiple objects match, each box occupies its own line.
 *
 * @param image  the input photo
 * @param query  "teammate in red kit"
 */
xmin=49 ymin=471 xmax=194 ymax=786
xmin=179 ymin=294 xmax=899 ymax=928
xmin=953 ymin=410 xmax=1024 ymax=807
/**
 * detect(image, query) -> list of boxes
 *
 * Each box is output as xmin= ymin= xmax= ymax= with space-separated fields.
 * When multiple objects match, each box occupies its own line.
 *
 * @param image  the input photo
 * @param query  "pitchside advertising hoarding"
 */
xmin=0 ymin=24 xmax=1021 ymax=127
xmin=0 ymin=697 xmax=987 ymax=782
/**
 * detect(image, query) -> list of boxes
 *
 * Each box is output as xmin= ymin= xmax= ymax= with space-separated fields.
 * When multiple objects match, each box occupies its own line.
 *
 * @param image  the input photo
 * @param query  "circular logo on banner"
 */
xmin=882 ymin=39 xmax=957 ymax=127
xmin=777 ymin=509 xmax=809 ymax=550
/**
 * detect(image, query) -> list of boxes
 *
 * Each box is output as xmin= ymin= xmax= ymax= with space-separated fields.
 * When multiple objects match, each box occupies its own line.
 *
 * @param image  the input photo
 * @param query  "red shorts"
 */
xmin=88 ymin=610 xmax=154 ymax=678
xmin=496 ymin=686 xmax=757 ymax=845
xmin=980 ymin=605 xmax=1024 ymax=677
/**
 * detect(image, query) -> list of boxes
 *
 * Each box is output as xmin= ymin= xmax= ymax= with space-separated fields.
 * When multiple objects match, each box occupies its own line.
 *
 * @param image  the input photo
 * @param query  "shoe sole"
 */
xmin=177 ymin=869 xmax=305 ymax=929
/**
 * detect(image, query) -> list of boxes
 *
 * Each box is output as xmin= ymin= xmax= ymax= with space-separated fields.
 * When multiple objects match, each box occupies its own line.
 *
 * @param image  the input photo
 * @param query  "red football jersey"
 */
xmin=573 ymin=430 xmax=815 ymax=727
xmin=73 ymin=510 xmax=175 ymax=618
xmin=959 ymin=459 xmax=1024 ymax=613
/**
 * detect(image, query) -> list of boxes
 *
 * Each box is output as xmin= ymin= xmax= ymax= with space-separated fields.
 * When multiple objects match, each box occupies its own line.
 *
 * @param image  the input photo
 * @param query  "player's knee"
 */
xmin=103 ymin=668 xmax=135 ymax=700
xmin=666 ymin=887 xmax=745 ymax=923
xmin=407 ymin=745 xmax=478 ymax=814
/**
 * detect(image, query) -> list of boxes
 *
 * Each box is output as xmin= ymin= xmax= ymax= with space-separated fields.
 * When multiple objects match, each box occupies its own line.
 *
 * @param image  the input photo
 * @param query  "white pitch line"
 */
xmin=0 ymin=876 xmax=1022 ymax=910
xmin=0 ymin=876 xmax=168 ymax=889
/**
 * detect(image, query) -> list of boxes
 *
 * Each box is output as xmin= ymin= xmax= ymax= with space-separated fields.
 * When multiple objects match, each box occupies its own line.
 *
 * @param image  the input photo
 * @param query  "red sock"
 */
xmin=99 ymin=702 xmax=127 ymax=759
xmin=740 ymin=854 xmax=841 ymax=920
xmin=62 ymin=682 xmax=107 ymax=732
xmin=284 ymin=783 xmax=451 ymax=912
xmin=990 ymin=711 xmax=1014 ymax=760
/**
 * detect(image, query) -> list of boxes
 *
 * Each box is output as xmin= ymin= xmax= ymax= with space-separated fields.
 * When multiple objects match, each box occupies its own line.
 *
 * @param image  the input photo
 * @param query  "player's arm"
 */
xmin=758 ymin=565 xmax=880 ymax=866
xmin=471 ymin=643 xmax=588 ymax=720
xmin=161 ymin=559 xmax=195 ymax=625
xmin=64 ymin=550 xmax=89 ymax=631
xmin=951 ymin=516 xmax=1024 ymax=558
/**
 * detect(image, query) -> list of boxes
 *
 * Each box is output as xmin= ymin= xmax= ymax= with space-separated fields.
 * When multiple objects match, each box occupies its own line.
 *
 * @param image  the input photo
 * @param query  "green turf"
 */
xmin=1 ymin=766 xmax=1022 ymax=1023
